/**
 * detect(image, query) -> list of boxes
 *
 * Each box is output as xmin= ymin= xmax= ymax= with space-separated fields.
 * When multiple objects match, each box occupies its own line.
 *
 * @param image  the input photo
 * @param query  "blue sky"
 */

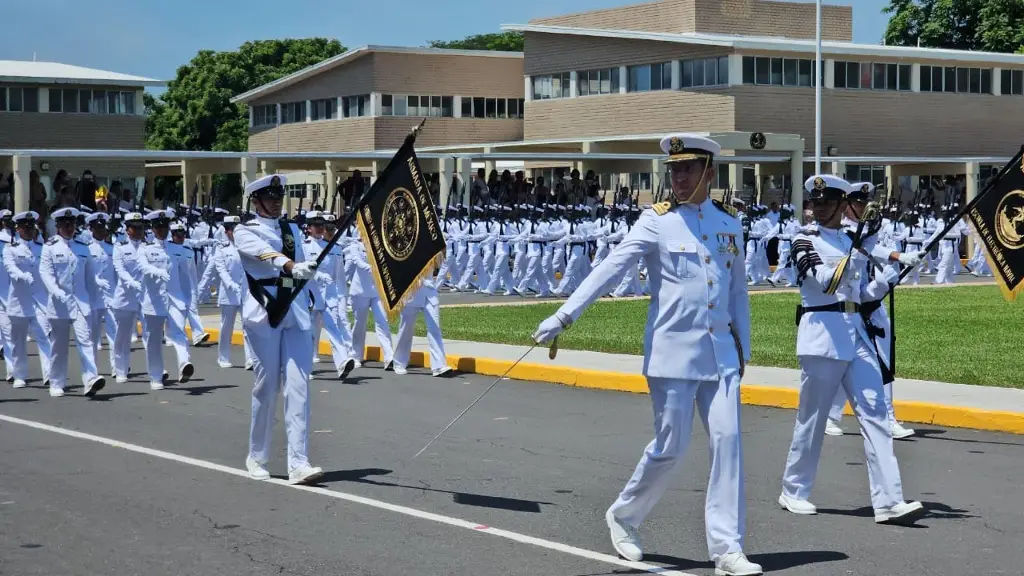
xmin=4 ymin=0 xmax=889 ymax=87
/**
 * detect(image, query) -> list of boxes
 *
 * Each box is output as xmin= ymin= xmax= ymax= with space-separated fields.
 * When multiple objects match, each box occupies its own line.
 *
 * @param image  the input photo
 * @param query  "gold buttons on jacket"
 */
xmin=708 ymin=279 xmax=713 ymax=286
xmin=680 ymin=245 xmax=686 ymax=251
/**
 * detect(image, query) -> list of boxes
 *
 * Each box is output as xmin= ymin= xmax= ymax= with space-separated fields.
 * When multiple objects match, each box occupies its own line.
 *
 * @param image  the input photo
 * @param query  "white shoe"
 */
xmin=393 ymin=366 xmax=408 ymax=375
xmin=49 ymin=387 xmax=65 ymax=398
xmin=312 ymin=357 xmax=321 ymax=364
xmin=193 ymin=333 xmax=210 ymax=346
xmin=605 ymin=509 xmax=643 ymax=561
xmin=116 ymin=376 xmax=129 ymax=384
xmin=131 ymin=335 xmax=139 ymax=343
xmin=217 ymin=360 xmax=233 ymax=369
xmin=84 ymin=376 xmax=105 ymax=397
xmin=432 ymin=366 xmax=454 ymax=377
xmin=715 ymin=551 xmax=763 ymax=576
xmin=246 ymin=456 xmax=270 ymax=480
xmin=288 ymin=465 xmax=324 ymax=485
xmin=778 ymin=493 xmax=817 ymax=515
xmin=12 ymin=379 xmax=26 ymax=389
xmin=891 ymin=421 xmax=916 ymax=439
xmin=824 ymin=418 xmax=844 ymax=436
xmin=150 ymin=381 xmax=164 ymax=391
xmin=244 ymin=360 xmax=254 ymax=371
xmin=875 ymin=501 xmax=925 ymax=525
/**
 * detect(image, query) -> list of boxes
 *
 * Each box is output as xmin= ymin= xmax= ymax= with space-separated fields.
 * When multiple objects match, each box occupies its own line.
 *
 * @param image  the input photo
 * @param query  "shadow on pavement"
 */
xmin=912 ymin=428 xmax=1024 ymax=447
xmin=0 ymin=398 xmax=38 ymax=403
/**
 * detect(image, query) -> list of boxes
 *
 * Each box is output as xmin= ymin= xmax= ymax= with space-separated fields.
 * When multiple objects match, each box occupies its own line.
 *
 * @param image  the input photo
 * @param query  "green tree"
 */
xmin=428 ymin=32 xmax=524 ymax=52
xmin=145 ymin=38 xmax=346 ymax=152
xmin=882 ymin=0 xmax=1024 ymax=53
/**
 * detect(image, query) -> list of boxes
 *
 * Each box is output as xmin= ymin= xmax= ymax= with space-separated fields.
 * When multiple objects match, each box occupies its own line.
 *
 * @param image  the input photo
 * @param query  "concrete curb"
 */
xmin=203 ymin=327 xmax=1024 ymax=436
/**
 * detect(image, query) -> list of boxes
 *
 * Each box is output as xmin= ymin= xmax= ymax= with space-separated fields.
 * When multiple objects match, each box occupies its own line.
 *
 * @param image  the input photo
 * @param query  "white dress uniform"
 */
xmin=779 ymin=174 xmax=924 ymax=526
xmin=213 ymin=217 xmax=255 ymax=368
xmin=345 ymin=225 xmax=395 ymax=368
xmin=534 ymin=134 xmax=760 ymax=576
xmin=85 ymin=214 xmax=118 ymax=370
xmin=234 ymin=174 xmax=322 ymax=485
xmin=303 ymin=211 xmax=356 ymax=378
xmin=3 ymin=212 xmax=53 ymax=389
xmin=110 ymin=213 xmax=147 ymax=382
xmin=0 ymin=217 xmax=15 ymax=381
xmin=39 ymin=207 xmax=105 ymax=397
xmin=392 ymin=273 xmax=452 ymax=377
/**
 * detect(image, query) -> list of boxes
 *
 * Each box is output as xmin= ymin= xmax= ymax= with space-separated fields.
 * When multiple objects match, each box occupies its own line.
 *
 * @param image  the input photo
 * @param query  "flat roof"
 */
xmin=231 ymin=45 xmax=524 ymax=105
xmin=503 ymin=23 xmax=1024 ymax=66
xmin=0 ymin=60 xmax=164 ymax=87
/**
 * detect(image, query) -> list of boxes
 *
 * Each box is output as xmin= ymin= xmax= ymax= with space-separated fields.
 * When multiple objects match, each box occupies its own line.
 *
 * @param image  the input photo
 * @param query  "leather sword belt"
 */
xmin=795 ymin=301 xmax=861 ymax=325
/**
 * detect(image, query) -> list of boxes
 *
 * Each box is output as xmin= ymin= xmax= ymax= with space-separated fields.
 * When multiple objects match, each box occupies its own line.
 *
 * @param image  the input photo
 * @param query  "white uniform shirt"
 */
xmin=88 ymin=240 xmax=116 ymax=310
xmin=214 ymin=241 xmax=245 ymax=307
xmin=233 ymin=215 xmax=311 ymax=331
xmin=111 ymin=239 xmax=145 ymax=312
xmin=39 ymin=235 xmax=94 ymax=320
xmin=2 ymin=235 xmax=46 ymax=318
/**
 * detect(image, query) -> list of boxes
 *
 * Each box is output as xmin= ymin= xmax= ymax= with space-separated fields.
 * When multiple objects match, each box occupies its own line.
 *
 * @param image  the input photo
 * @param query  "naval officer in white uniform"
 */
xmin=779 ymin=174 xmax=924 ymax=526
xmin=234 ymin=174 xmax=323 ymax=485
xmin=533 ymin=134 xmax=761 ymax=576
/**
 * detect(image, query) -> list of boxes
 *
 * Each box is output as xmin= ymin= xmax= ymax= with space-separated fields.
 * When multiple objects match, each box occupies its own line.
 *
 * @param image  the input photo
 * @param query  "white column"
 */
xmin=325 ymin=161 xmax=338 ymax=210
xmin=181 ymin=160 xmax=194 ymax=207
xmin=619 ymin=66 xmax=628 ymax=93
xmin=483 ymin=147 xmax=495 ymax=178
xmin=569 ymin=71 xmax=578 ymax=97
xmin=911 ymin=63 xmax=921 ymax=92
xmin=453 ymin=96 xmax=463 ymax=118
xmin=249 ymin=106 xmax=254 ymax=128
xmin=790 ymin=149 xmax=804 ymax=220
xmin=13 ymin=155 xmax=31 ymax=213
xmin=830 ymin=160 xmax=847 ymax=178
xmin=438 ymin=157 xmax=456 ymax=208
xmin=728 ymin=54 xmax=743 ymax=86
xmin=135 ymin=91 xmax=144 ymax=115
xmin=241 ymin=156 xmax=258 ymax=209
xmin=728 ymin=163 xmax=742 ymax=192
xmin=306 ymin=99 xmax=312 ymax=122
xmin=524 ymin=76 xmax=533 ymax=102
xmin=38 ymin=88 xmax=49 ymax=112
xmin=824 ymin=59 xmax=835 ymax=89
xmin=369 ymin=92 xmax=378 ymax=117
xmin=671 ymin=60 xmax=681 ymax=90
xmin=993 ymin=68 xmax=1002 ymax=95
xmin=966 ymin=161 xmax=980 ymax=255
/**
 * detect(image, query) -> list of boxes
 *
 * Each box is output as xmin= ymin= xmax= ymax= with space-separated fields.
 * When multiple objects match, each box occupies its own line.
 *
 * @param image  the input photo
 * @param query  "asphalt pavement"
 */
xmin=1 ymin=341 xmax=1022 ymax=576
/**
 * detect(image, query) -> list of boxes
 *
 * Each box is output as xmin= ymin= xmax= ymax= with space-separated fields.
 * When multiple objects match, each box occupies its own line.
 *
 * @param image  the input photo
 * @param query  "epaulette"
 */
xmin=118 ymin=239 xmax=129 ymax=245
xmin=46 ymin=237 xmax=60 ymax=245
xmin=797 ymin=224 xmax=820 ymax=236
xmin=145 ymin=240 xmax=154 ymax=245
xmin=651 ymin=201 xmax=673 ymax=216
xmin=243 ymin=221 xmax=259 ymax=227
xmin=712 ymin=199 xmax=737 ymax=217
xmin=181 ymin=245 xmax=193 ymax=252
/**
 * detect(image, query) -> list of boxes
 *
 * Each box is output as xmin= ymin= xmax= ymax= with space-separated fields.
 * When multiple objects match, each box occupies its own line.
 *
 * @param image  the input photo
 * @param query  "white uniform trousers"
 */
xmin=48 ymin=315 xmax=100 ymax=390
xmin=90 ymin=309 xmax=116 ymax=370
xmin=782 ymin=342 xmax=905 ymax=511
xmin=312 ymin=306 xmax=355 ymax=369
xmin=511 ymin=246 xmax=527 ymax=285
xmin=515 ymin=248 xmax=552 ymax=296
xmin=484 ymin=248 xmax=513 ymax=294
xmin=436 ymin=245 xmax=454 ymax=287
xmin=393 ymin=296 xmax=446 ymax=372
xmin=770 ymin=242 xmax=795 ymax=285
xmin=350 ymin=296 xmax=394 ymax=364
xmin=609 ymin=374 xmax=745 ymax=561
xmin=218 ymin=305 xmax=255 ymax=365
xmin=456 ymin=248 xmax=488 ymax=290
xmin=144 ymin=312 xmax=190 ymax=383
xmin=112 ymin=310 xmax=138 ymax=378
xmin=934 ymin=240 xmax=957 ymax=284
xmin=8 ymin=315 xmax=52 ymax=383
xmin=187 ymin=299 xmax=206 ymax=342
xmin=554 ymin=246 xmax=587 ymax=295
xmin=0 ymin=308 xmax=13 ymax=379
xmin=248 ymin=323 xmax=314 ymax=471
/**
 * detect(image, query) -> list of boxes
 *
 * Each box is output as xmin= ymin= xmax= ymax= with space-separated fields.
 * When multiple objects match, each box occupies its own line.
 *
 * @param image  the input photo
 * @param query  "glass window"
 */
xmin=920 ymin=66 xmax=932 ymax=92
xmin=799 ymin=59 xmax=812 ymax=87
xmin=981 ymin=69 xmax=991 ymax=94
xmin=703 ymin=59 xmax=716 ymax=86
xmin=395 ymin=95 xmax=408 ymax=116
xmin=9 ymin=87 xmax=23 ymax=112
xmin=63 ymin=89 xmax=78 ymax=113
xmin=518 ymin=98 xmax=525 ymax=116
xmin=431 ymin=95 xmax=441 ymax=117
xmin=898 ymin=64 xmax=911 ymax=91
xmin=693 ymin=61 xmax=705 ymax=87
xmin=651 ymin=64 xmax=664 ymax=90
xmin=770 ymin=58 xmax=783 ymax=85
xmin=742 ymin=56 xmax=755 ymax=84
xmin=459 ymin=96 xmax=470 ymax=117
xmin=682 ymin=59 xmax=693 ymax=88
xmin=441 ymin=96 xmax=453 ymax=117
xmin=507 ymin=98 xmax=517 ymax=119
xmin=886 ymin=63 xmax=898 ymax=90
xmin=970 ymin=68 xmax=981 ymax=93
xmin=91 ymin=90 xmax=107 ymax=113
xmin=0 ymin=87 xmax=5 ymax=111
xmin=719 ymin=56 xmax=729 ymax=85
xmin=1014 ymin=70 xmax=1023 ymax=95
xmin=873 ymin=63 xmax=886 ymax=89
xmin=600 ymin=69 xmax=611 ymax=94
xmin=610 ymin=68 xmax=620 ymax=93
xmin=663 ymin=62 xmax=673 ymax=88
xmin=783 ymin=59 xmax=798 ymax=86
xmin=561 ymin=72 xmax=571 ymax=97
xmin=957 ymin=67 xmax=969 ymax=93
xmin=834 ymin=61 xmax=847 ymax=88
xmin=496 ymin=98 xmax=506 ymax=118
xmin=473 ymin=97 xmax=485 ymax=118
xmin=485 ymin=98 xmax=496 ymax=118
xmin=755 ymin=57 xmax=770 ymax=85
xmin=932 ymin=66 xmax=943 ymax=91
xmin=381 ymin=94 xmax=393 ymax=116
xmin=1001 ymin=69 xmax=1012 ymax=94
xmin=49 ymin=89 xmax=62 ymax=112
xmin=109 ymin=92 xmax=120 ymax=114
xmin=628 ymin=65 xmax=649 ymax=92
xmin=79 ymin=90 xmax=91 ymax=113
xmin=945 ymin=67 xmax=957 ymax=92
xmin=122 ymin=91 xmax=135 ymax=115
xmin=589 ymin=70 xmax=600 ymax=95
xmin=23 ymin=88 xmax=38 ymax=112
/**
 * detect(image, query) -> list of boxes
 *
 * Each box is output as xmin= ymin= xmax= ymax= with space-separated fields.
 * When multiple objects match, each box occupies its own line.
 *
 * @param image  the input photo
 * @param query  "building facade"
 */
xmin=233 ymin=46 xmax=526 ymax=154
xmin=0 ymin=60 xmax=161 ymax=195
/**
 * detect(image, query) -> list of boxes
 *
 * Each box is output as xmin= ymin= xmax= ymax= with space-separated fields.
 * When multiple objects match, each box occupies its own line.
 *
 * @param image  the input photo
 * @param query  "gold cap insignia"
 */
xmin=270 ymin=176 xmax=281 ymax=187
xmin=813 ymin=177 xmax=826 ymax=191
xmin=861 ymin=184 xmax=870 ymax=194
xmin=668 ymin=137 xmax=685 ymax=155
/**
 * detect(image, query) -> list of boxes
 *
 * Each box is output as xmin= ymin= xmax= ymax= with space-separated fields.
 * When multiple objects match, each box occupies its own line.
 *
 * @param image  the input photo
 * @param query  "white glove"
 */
xmin=129 ymin=280 xmax=143 ymax=292
xmin=290 ymin=261 xmax=317 ymax=281
xmin=532 ymin=312 xmax=570 ymax=345
xmin=228 ymin=283 xmax=241 ymax=295
xmin=96 ymin=279 xmax=111 ymax=291
xmin=897 ymin=250 xmax=926 ymax=267
xmin=157 ymin=271 xmax=171 ymax=283
xmin=315 ymin=271 xmax=333 ymax=284
xmin=58 ymin=292 xmax=73 ymax=305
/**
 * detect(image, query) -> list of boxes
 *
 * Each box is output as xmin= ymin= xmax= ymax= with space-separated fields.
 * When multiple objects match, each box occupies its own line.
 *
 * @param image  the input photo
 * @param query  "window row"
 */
xmin=382 ymin=95 xmax=455 ymax=117
xmin=532 ymin=68 xmax=622 ymax=100
xmin=47 ymin=89 xmax=136 ymax=114
xmin=461 ymin=97 xmax=526 ymax=119
xmin=682 ymin=57 xmax=730 ymax=89
xmin=0 ymin=87 xmax=39 ymax=112
xmin=627 ymin=62 xmax=672 ymax=92
xmin=742 ymin=56 xmax=823 ymax=87
xmin=918 ymin=65 xmax=993 ymax=94
xmin=252 ymin=104 xmax=277 ymax=127
xmin=1003 ymin=69 xmax=1024 ymax=96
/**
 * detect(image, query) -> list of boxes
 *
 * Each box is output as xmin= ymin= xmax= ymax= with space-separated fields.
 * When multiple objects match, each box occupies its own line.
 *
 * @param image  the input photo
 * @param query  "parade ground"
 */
xmin=1 ymin=341 xmax=1022 ymax=576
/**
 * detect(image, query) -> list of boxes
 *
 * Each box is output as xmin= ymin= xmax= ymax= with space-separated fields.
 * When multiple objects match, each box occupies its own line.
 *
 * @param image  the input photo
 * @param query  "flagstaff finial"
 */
xmin=411 ymin=118 xmax=427 ymax=137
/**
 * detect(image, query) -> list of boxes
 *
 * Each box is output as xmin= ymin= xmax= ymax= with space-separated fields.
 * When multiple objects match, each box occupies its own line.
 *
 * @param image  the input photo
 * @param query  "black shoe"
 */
xmin=179 ymin=363 xmax=194 ymax=383
xmin=384 ymin=360 xmax=394 ymax=372
xmin=340 ymin=359 xmax=356 ymax=380
xmin=85 ymin=377 xmax=106 ymax=398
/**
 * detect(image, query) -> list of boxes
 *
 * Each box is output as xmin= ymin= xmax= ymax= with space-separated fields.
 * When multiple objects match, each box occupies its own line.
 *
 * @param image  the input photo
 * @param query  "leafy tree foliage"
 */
xmin=428 ymin=32 xmax=524 ymax=52
xmin=883 ymin=0 xmax=1024 ymax=53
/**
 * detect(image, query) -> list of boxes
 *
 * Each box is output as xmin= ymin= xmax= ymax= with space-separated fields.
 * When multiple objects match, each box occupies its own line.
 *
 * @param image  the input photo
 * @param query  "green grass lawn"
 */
xmin=375 ymin=285 xmax=1024 ymax=389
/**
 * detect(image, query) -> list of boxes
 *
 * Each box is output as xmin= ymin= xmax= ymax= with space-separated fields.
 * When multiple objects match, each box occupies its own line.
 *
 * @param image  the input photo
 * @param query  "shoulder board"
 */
xmin=797 ymin=224 xmax=820 ymax=236
xmin=145 ymin=240 xmax=154 ymax=245
xmin=75 ymin=238 xmax=92 ymax=246
xmin=220 ymin=240 xmax=231 ymax=248
xmin=181 ymin=245 xmax=194 ymax=252
xmin=651 ymin=201 xmax=673 ymax=216
xmin=118 ymin=239 xmax=129 ymax=245
xmin=243 ymin=221 xmax=259 ymax=227
xmin=712 ymin=199 xmax=737 ymax=217
xmin=46 ymin=237 xmax=60 ymax=245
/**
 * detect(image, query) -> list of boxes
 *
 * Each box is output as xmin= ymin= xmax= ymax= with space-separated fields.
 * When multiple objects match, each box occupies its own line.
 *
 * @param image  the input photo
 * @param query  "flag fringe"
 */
xmin=967 ymin=219 xmax=1022 ymax=302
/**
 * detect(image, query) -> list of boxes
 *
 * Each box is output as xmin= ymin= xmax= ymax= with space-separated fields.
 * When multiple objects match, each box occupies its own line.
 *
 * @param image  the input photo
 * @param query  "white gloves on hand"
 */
xmin=532 ymin=312 xmax=570 ymax=345
xmin=17 ymin=273 xmax=33 ymax=284
xmin=315 ymin=271 xmax=332 ymax=284
xmin=96 ymin=279 xmax=111 ymax=291
xmin=290 ymin=261 xmax=317 ymax=281
xmin=157 ymin=271 xmax=171 ymax=283
xmin=897 ymin=250 xmax=926 ymax=267
xmin=130 ymin=281 xmax=143 ymax=292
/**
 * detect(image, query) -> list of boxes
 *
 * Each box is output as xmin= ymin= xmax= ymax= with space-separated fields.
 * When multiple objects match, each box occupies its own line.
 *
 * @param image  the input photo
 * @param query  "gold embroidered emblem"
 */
xmin=668 ymin=137 xmax=685 ymax=155
xmin=381 ymin=187 xmax=419 ymax=262
xmin=652 ymin=201 xmax=673 ymax=216
xmin=813 ymin=177 xmax=826 ymax=191
xmin=995 ymin=189 xmax=1024 ymax=250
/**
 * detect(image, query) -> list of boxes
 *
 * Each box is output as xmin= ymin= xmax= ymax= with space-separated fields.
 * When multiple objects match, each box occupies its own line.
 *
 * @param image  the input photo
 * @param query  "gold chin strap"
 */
xmin=672 ymin=156 xmax=712 ymax=206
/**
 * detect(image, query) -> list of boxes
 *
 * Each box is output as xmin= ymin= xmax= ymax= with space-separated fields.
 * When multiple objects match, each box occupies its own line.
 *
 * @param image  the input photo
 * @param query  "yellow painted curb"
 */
xmin=203 ymin=328 xmax=1024 ymax=435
